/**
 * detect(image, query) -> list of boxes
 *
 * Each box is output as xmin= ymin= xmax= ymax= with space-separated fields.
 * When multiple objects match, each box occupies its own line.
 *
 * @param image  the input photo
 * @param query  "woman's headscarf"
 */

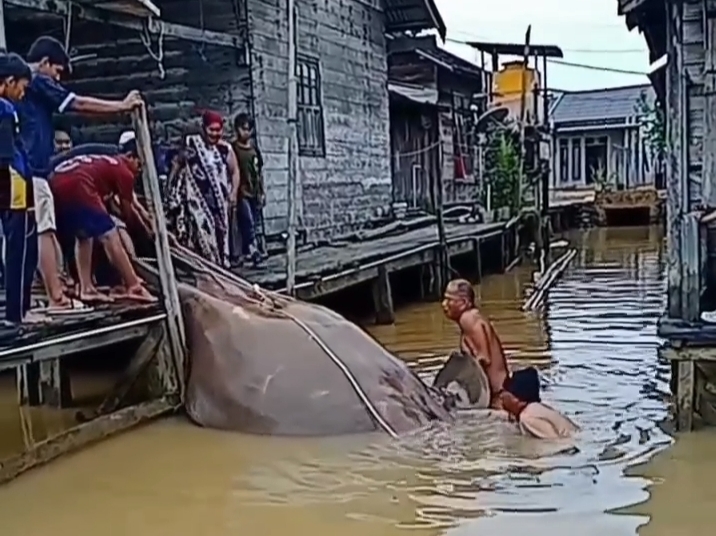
xmin=201 ymin=110 xmax=224 ymax=129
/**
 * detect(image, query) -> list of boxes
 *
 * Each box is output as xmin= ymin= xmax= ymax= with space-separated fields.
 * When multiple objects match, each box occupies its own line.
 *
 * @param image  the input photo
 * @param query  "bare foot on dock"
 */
xmin=79 ymin=288 xmax=114 ymax=305
xmin=117 ymin=284 xmax=157 ymax=303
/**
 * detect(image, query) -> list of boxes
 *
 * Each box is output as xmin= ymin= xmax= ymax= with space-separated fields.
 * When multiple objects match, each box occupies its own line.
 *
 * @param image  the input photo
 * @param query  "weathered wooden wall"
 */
xmin=437 ymin=71 xmax=482 ymax=206
xmin=249 ymin=0 xmax=392 ymax=237
xmin=6 ymin=1 xmax=252 ymax=146
xmin=389 ymin=99 xmax=439 ymax=211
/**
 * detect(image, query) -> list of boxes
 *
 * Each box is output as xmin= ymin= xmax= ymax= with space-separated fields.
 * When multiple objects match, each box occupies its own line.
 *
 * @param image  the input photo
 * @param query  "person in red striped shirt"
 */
xmin=50 ymin=137 xmax=155 ymax=304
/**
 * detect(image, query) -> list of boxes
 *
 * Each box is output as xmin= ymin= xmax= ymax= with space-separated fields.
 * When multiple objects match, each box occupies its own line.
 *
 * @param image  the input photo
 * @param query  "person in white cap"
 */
xmin=50 ymin=134 xmax=156 ymax=303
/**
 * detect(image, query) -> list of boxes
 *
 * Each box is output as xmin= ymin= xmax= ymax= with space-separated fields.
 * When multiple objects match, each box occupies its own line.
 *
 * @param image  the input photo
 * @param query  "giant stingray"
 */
xmin=169 ymin=248 xmax=455 ymax=436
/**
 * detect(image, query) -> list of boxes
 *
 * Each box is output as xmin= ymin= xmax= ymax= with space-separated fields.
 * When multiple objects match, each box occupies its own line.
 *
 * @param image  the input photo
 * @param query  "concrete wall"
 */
xmin=249 ymin=0 xmax=392 ymax=237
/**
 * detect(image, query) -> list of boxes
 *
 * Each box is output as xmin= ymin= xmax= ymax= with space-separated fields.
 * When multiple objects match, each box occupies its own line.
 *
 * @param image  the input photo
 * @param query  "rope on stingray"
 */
xmin=169 ymin=245 xmax=400 ymax=438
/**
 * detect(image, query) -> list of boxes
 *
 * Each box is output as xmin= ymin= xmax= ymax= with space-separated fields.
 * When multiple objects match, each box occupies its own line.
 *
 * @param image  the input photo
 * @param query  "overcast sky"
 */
xmin=434 ymin=0 xmax=652 ymax=91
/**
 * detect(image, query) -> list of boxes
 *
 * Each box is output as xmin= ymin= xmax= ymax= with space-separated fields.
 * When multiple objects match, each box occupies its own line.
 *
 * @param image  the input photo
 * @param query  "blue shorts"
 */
xmin=57 ymin=205 xmax=116 ymax=245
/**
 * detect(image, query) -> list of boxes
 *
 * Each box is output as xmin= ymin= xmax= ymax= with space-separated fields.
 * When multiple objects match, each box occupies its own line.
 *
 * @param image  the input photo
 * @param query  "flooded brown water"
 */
xmin=0 ymin=225 xmax=708 ymax=535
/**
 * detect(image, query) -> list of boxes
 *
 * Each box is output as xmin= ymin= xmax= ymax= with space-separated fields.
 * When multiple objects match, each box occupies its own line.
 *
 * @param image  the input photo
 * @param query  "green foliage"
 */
xmin=482 ymin=123 xmax=521 ymax=214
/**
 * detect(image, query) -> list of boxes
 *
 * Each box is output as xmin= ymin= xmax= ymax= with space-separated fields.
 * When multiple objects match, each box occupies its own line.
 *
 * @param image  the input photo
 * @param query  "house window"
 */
xmin=571 ymin=138 xmax=582 ymax=182
xmin=585 ymin=136 xmax=608 ymax=185
xmin=452 ymin=94 xmax=476 ymax=179
xmin=559 ymin=139 xmax=569 ymax=183
xmin=297 ymin=56 xmax=325 ymax=157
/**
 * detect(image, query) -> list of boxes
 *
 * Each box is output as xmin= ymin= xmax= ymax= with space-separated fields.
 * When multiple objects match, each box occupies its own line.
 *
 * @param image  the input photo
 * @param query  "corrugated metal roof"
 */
xmin=389 ymin=35 xmax=483 ymax=78
xmin=388 ymin=82 xmax=438 ymax=104
xmin=384 ymin=0 xmax=446 ymax=40
xmin=551 ymin=84 xmax=655 ymax=125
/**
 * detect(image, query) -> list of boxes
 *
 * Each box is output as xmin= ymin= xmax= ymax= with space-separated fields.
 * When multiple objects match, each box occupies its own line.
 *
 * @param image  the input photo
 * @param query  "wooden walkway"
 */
xmin=0 ymin=299 xmax=165 ymax=370
xmin=238 ymin=221 xmax=507 ymax=300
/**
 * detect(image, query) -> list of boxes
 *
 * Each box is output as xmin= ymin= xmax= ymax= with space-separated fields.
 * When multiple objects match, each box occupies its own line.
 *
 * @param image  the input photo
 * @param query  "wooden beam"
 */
xmin=677 ymin=361 xmax=695 ymax=431
xmin=0 ymin=0 xmax=6 ymax=49
xmin=681 ymin=212 xmax=701 ymax=321
xmin=132 ymin=106 xmax=186 ymax=398
xmin=5 ymin=0 xmax=243 ymax=49
xmin=618 ymin=0 xmax=653 ymax=16
xmin=661 ymin=345 xmax=716 ymax=361
xmin=0 ymin=396 xmax=179 ymax=485
xmin=665 ymin=2 xmax=684 ymax=317
xmin=702 ymin=7 xmax=716 ymax=207
xmin=0 ymin=314 xmax=164 ymax=373
xmin=371 ymin=265 xmax=395 ymax=325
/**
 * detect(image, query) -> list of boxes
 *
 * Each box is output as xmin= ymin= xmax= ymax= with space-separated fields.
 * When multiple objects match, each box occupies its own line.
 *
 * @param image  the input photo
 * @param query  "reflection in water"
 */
xmin=0 ymin=226 xmax=692 ymax=536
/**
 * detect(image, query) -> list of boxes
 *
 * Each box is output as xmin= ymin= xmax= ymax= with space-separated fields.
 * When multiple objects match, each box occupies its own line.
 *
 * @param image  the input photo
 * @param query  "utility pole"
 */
xmin=285 ymin=0 xmax=298 ymax=294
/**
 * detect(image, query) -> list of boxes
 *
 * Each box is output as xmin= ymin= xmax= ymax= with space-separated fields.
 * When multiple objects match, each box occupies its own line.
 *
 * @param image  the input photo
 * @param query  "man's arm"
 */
xmin=33 ymin=75 xmax=139 ymax=115
xmin=225 ymin=144 xmax=240 ymax=204
xmin=459 ymin=314 xmax=491 ymax=365
xmin=115 ymin=164 xmax=141 ymax=227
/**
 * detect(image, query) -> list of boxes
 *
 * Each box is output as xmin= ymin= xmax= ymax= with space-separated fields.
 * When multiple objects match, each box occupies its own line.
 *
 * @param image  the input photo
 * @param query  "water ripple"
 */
xmin=227 ymin=227 xmax=672 ymax=535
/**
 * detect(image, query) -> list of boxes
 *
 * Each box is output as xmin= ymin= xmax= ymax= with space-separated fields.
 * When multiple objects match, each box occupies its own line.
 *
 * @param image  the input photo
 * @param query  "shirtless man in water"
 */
xmin=442 ymin=279 xmax=578 ymax=438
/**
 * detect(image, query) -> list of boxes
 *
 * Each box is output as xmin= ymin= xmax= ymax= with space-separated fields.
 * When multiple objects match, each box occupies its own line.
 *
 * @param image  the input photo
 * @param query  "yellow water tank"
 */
xmin=492 ymin=61 xmax=540 ymax=122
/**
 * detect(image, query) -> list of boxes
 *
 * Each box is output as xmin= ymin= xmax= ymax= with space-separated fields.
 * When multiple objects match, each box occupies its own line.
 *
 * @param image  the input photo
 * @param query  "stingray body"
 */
xmin=178 ymin=264 xmax=453 ymax=436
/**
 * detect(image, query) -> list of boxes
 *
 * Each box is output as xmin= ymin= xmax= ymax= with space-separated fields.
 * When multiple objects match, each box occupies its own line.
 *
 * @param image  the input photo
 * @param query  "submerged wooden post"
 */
xmin=132 ymin=105 xmax=186 ymax=398
xmin=38 ymin=360 xmax=72 ymax=408
xmin=371 ymin=265 xmax=395 ymax=325
xmin=475 ymin=237 xmax=482 ymax=280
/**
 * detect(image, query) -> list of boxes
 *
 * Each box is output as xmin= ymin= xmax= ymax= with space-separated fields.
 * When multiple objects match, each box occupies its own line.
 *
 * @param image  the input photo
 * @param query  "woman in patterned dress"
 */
xmin=165 ymin=111 xmax=240 ymax=267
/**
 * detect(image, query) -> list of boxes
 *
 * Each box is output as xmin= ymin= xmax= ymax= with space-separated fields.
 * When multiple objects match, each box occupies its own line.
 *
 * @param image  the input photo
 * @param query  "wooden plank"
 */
xmin=661 ymin=345 xmax=716 ymax=361
xmin=0 ymin=396 xmax=179 ymax=485
xmin=681 ymin=212 xmax=701 ymax=321
xmin=666 ymin=3 xmax=684 ymax=317
xmin=702 ymin=11 xmax=716 ymax=207
xmin=5 ymin=0 xmax=243 ymax=49
xmin=0 ymin=314 xmax=165 ymax=372
xmin=293 ymin=238 xmax=475 ymax=300
xmin=132 ymin=106 xmax=186 ymax=398
xmin=677 ymin=361 xmax=695 ymax=431
xmin=371 ymin=265 xmax=395 ymax=325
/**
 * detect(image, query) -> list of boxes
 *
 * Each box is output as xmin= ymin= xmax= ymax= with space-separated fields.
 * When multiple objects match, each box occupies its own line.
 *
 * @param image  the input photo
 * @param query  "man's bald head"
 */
xmin=446 ymin=279 xmax=475 ymax=305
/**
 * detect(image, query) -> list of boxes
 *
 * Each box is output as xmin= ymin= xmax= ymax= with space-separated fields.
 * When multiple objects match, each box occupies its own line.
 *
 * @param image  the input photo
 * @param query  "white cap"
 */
xmin=118 ymin=131 xmax=135 ymax=145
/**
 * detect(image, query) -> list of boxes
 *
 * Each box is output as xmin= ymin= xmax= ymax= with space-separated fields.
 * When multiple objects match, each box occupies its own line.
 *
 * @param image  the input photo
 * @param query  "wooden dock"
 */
xmin=239 ymin=220 xmax=514 ymax=304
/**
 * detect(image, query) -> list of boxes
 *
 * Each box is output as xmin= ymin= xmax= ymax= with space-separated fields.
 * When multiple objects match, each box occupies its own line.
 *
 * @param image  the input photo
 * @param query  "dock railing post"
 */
xmin=285 ymin=0 xmax=298 ymax=295
xmin=0 ymin=0 xmax=6 ymax=50
xmin=435 ymin=138 xmax=447 ymax=293
xmin=131 ymin=105 xmax=187 ymax=398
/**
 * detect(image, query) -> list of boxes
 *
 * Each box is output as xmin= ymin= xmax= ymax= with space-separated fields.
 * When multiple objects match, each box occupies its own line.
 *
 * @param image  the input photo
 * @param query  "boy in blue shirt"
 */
xmin=0 ymin=53 xmax=37 ymax=323
xmin=17 ymin=36 xmax=142 ymax=311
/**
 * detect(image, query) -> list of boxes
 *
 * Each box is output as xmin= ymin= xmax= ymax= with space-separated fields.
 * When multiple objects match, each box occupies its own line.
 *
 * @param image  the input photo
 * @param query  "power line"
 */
xmin=548 ymin=59 xmax=648 ymax=76
xmin=443 ymin=37 xmax=650 ymax=76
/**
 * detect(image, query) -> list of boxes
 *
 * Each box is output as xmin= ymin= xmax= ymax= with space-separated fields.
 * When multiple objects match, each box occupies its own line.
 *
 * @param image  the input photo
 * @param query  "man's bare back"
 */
xmin=458 ymin=308 xmax=509 ymax=406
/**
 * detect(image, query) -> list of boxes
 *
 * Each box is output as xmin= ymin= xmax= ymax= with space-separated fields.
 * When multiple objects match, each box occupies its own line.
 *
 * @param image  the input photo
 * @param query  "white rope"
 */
xmin=250 ymin=284 xmax=399 ymax=438
xmin=172 ymin=245 xmax=399 ymax=437
xmin=140 ymin=17 xmax=166 ymax=79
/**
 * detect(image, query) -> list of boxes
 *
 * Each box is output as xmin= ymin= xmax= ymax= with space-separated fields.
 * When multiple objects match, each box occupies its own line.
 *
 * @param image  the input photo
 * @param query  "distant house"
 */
xmin=387 ymin=36 xmax=486 ymax=211
xmin=3 ymin=0 xmax=445 ymax=239
xmin=550 ymin=84 xmax=658 ymax=191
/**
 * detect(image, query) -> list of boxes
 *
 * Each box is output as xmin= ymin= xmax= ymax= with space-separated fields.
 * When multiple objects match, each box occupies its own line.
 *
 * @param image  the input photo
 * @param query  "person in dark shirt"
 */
xmin=16 ymin=36 xmax=143 ymax=311
xmin=0 ymin=53 xmax=38 ymax=323
xmin=232 ymin=113 xmax=265 ymax=266
xmin=51 ymin=137 xmax=155 ymax=303
xmin=53 ymin=125 xmax=72 ymax=155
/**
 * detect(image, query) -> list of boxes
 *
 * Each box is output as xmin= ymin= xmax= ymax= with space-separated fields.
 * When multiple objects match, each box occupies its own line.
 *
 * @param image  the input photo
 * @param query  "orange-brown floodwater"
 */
xmin=0 ymin=226 xmax=711 ymax=536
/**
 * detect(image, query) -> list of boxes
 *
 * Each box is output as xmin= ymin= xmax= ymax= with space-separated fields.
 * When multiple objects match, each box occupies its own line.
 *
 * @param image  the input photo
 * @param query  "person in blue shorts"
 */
xmin=0 ymin=53 xmax=37 ymax=323
xmin=16 ymin=35 xmax=143 ymax=311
